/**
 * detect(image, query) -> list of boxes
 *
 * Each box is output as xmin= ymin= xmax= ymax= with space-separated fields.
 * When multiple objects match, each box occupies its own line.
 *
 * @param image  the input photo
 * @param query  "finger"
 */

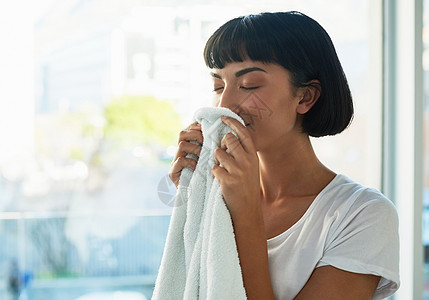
xmin=178 ymin=128 xmax=203 ymax=145
xmin=176 ymin=140 xmax=202 ymax=157
xmin=211 ymin=163 xmax=229 ymax=180
xmin=221 ymin=116 xmax=255 ymax=153
xmin=169 ymin=156 xmax=197 ymax=187
xmin=220 ymin=132 xmax=245 ymax=159
xmin=187 ymin=122 xmax=202 ymax=130
xmin=170 ymin=156 xmax=198 ymax=175
xmin=171 ymin=141 xmax=201 ymax=171
xmin=213 ymin=147 xmax=237 ymax=172
xmin=185 ymin=121 xmax=201 ymax=130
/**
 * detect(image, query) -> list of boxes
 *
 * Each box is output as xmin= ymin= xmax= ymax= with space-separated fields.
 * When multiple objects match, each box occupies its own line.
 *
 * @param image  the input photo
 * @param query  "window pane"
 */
xmin=0 ymin=1 xmax=380 ymax=299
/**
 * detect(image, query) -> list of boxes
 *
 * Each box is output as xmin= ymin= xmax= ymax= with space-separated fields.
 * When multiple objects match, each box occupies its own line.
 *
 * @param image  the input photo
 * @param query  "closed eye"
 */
xmin=240 ymin=86 xmax=259 ymax=91
xmin=213 ymin=87 xmax=224 ymax=93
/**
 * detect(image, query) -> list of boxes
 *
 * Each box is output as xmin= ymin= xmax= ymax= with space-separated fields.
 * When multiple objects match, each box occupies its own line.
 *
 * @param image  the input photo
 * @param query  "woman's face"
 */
xmin=211 ymin=60 xmax=305 ymax=152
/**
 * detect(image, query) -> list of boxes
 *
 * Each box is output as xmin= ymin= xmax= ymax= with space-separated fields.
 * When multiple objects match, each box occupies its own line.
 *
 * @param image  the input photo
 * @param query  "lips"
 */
xmin=238 ymin=113 xmax=253 ymax=127
xmin=240 ymin=117 xmax=252 ymax=127
xmin=242 ymin=119 xmax=251 ymax=127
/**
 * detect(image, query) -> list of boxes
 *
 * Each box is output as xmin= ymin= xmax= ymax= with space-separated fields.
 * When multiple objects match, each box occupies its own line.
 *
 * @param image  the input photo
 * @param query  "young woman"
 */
xmin=169 ymin=11 xmax=399 ymax=299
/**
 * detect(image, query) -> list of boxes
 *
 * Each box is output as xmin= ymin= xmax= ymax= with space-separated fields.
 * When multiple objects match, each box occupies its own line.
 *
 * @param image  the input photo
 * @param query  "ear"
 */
xmin=296 ymin=80 xmax=321 ymax=114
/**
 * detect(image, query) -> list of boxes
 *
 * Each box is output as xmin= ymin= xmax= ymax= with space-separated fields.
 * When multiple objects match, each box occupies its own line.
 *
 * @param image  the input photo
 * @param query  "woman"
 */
xmin=169 ymin=11 xmax=399 ymax=299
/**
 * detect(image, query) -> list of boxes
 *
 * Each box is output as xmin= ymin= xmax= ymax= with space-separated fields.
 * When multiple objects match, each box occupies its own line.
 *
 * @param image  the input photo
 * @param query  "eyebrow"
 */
xmin=210 ymin=67 xmax=267 ymax=79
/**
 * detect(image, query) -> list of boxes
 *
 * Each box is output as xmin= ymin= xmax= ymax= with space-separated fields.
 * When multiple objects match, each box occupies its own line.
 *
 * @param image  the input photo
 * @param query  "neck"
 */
xmin=257 ymin=134 xmax=335 ymax=203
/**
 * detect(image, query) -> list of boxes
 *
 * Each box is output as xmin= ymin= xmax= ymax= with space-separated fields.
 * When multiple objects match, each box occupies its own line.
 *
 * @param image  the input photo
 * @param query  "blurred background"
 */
xmin=0 ymin=0 xmax=426 ymax=299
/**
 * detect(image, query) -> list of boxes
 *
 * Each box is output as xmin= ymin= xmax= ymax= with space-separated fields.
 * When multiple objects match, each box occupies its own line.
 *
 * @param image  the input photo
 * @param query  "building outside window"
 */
xmin=0 ymin=0 xmax=385 ymax=299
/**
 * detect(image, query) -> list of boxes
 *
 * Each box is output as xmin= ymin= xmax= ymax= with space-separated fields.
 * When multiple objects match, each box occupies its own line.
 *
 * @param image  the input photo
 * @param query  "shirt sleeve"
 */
xmin=316 ymin=195 xmax=400 ymax=299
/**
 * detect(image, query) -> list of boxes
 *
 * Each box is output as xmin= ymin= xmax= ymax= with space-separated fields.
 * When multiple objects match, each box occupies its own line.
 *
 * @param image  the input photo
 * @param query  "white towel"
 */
xmin=152 ymin=107 xmax=247 ymax=300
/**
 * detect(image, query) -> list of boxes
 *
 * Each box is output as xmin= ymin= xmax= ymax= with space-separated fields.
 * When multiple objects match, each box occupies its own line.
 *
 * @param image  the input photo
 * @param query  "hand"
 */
xmin=212 ymin=116 xmax=260 ymax=220
xmin=169 ymin=122 xmax=203 ymax=188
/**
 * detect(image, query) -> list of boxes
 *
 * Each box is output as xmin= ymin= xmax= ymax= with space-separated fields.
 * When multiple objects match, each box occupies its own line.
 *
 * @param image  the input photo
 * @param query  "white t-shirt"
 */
xmin=267 ymin=174 xmax=400 ymax=300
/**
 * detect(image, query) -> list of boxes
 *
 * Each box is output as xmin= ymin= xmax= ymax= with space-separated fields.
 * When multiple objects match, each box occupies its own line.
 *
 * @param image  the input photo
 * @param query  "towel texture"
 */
xmin=152 ymin=107 xmax=247 ymax=300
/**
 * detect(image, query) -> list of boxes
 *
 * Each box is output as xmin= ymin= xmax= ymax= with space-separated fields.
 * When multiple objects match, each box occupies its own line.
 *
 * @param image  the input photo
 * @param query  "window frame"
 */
xmin=382 ymin=0 xmax=424 ymax=299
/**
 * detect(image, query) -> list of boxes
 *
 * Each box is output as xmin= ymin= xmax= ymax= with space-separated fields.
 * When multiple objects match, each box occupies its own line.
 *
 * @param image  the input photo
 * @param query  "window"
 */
xmin=0 ymin=1 xmax=382 ymax=299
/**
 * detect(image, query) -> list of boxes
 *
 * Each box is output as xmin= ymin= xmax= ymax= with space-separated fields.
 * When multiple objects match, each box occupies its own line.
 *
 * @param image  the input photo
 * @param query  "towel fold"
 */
xmin=152 ymin=107 xmax=247 ymax=300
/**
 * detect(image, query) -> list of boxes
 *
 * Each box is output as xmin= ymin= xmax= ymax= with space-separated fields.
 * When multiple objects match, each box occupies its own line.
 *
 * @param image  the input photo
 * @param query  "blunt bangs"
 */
xmin=204 ymin=15 xmax=277 ymax=69
xmin=203 ymin=13 xmax=315 ymax=87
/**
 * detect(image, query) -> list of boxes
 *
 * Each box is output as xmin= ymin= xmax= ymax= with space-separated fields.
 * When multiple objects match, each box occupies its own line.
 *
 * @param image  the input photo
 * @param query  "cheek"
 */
xmin=239 ymin=92 xmax=273 ymax=121
xmin=260 ymin=102 xmax=297 ymax=134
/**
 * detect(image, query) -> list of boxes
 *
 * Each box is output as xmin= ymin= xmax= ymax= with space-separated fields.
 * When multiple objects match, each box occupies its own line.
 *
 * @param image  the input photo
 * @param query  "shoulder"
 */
xmin=315 ymin=174 xmax=399 ymax=240
xmin=316 ymin=175 xmax=400 ymax=298
xmin=322 ymin=174 xmax=398 ymax=219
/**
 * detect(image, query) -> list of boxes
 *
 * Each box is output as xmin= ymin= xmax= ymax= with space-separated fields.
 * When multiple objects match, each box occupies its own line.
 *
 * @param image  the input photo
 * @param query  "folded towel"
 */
xmin=152 ymin=107 xmax=247 ymax=300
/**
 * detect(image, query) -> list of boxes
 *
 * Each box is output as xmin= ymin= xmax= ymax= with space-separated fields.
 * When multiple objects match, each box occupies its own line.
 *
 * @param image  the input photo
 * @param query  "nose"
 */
xmin=217 ymin=88 xmax=239 ymax=114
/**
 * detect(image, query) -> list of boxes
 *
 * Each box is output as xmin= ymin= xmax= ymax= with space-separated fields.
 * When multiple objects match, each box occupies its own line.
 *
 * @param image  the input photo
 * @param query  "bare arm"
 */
xmin=233 ymin=212 xmax=275 ymax=300
xmin=295 ymin=266 xmax=380 ymax=300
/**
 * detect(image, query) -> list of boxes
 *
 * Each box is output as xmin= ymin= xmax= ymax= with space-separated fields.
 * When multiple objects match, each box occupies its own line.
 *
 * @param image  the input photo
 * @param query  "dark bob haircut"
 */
xmin=203 ymin=11 xmax=353 ymax=137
